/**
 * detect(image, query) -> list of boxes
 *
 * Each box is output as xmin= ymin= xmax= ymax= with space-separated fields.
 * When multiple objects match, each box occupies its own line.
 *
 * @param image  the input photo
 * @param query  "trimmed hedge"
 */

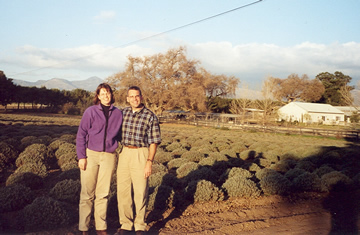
xmin=185 ymin=180 xmax=224 ymax=202
xmin=0 ymin=184 xmax=34 ymax=213
xmin=21 ymin=196 xmax=74 ymax=232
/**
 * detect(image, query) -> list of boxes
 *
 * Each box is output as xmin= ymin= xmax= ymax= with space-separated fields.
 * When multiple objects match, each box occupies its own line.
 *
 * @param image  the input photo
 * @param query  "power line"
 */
xmin=10 ymin=0 xmax=264 ymax=77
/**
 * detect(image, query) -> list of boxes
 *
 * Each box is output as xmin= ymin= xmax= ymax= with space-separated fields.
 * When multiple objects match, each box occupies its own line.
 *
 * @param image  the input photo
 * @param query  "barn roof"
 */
xmin=287 ymin=102 xmax=344 ymax=114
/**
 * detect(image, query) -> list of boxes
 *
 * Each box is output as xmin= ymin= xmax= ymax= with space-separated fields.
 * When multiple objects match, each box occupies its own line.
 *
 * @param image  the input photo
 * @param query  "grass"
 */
xmin=0 ymin=113 xmax=359 ymax=233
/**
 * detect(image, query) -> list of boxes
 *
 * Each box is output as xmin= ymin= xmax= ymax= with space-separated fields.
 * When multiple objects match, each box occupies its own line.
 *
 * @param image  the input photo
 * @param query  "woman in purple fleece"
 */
xmin=76 ymin=83 xmax=122 ymax=235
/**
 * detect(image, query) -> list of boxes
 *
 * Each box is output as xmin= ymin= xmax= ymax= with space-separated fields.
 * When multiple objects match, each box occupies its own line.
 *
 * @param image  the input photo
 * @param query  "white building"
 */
xmin=278 ymin=102 xmax=345 ymax=125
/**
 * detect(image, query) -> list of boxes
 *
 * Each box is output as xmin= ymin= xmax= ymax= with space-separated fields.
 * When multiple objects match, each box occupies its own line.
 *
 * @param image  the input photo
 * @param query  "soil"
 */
xmin=8 ymin=190 xmax=358 ymax=235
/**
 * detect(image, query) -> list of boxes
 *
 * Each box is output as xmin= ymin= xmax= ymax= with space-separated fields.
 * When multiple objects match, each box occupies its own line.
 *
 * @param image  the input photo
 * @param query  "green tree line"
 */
xmin=0 ymin=71 xmax=92 ymax=114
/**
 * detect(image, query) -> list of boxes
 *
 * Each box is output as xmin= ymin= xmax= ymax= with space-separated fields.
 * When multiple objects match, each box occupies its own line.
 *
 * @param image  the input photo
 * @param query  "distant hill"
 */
xmin=12 ymin=76 xmax=103 ymax=91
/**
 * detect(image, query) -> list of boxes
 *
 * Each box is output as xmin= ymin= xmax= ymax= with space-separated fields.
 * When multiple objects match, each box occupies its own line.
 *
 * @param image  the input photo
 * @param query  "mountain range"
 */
xmin=12 ymin=76 xmax=104 ymax=91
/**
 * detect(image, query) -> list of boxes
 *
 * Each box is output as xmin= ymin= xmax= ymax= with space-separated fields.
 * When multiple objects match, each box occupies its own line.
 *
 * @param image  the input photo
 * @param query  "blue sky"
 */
xmin=1 ymin=0 xmax=359 ymax=91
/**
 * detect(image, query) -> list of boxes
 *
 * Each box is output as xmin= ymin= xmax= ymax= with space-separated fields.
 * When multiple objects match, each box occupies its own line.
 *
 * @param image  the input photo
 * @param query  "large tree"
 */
xmin=106 ymin=46 xmax=239 ymax=114
xmin=269 ymin=74 xmax=324 ymax=103
xmin=0 ymin=71 xmax=17 ymax=110
xmin=316 ymin=71 xmax=353 ymax=106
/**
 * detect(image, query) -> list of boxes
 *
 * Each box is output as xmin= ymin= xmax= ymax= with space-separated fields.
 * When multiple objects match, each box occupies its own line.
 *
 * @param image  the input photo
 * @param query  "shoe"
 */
xmin=115 ymin=229 xmax=131 ymax=235
xmin=135 ymin=230 xmax=145 ymax=235
xmin=96 ymin=230 xmax=107 ymax=235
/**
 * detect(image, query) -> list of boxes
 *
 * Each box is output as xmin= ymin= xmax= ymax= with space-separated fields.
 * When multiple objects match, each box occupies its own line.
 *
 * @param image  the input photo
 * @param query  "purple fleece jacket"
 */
xmin=76 ymin=104 xmax=122 ymax=160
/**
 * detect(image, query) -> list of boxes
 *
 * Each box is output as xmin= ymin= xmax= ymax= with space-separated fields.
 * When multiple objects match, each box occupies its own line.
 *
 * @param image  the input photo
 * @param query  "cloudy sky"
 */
xmin=1 ymin=0 xmax=359 ymax=90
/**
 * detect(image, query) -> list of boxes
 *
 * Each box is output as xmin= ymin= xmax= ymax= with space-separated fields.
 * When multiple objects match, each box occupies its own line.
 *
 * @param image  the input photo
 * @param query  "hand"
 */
xmin=144 ymin=161 xmax=152 ymax=178
xmin=78 ymin=158 xmax=87 ymax=171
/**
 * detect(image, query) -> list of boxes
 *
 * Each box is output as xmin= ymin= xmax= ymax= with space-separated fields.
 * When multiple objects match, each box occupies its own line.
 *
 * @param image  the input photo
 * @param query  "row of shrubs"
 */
xmin=0 ymin=121 xmax=359 ymax=232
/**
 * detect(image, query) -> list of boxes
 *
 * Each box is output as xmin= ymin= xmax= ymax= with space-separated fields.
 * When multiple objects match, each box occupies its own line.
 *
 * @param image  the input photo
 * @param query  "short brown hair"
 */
xmin=93 ymin=83 xmax=115 ymax=105
xmin=127 ymin=86 xmax=142 ymax=96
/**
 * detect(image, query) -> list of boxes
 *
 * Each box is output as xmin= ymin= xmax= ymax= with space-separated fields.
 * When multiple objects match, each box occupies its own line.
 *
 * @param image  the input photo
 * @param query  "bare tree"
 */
xmin=107 ymin=46 xmax=239 ymax=115
xmin=256 ymin=78 xmax=278 ymax=125
xmin=269 ymin=74 xmax=324 ymax=103
xmin=229 ymin=83 xmax=252 ymax=124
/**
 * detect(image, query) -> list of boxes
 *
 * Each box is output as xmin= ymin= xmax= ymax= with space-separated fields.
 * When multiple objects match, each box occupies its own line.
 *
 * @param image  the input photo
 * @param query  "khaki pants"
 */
xmin=79 ymin=149 xmax=116 ymax=231
xmin=117 ymin=147 xmax=149 ymax=231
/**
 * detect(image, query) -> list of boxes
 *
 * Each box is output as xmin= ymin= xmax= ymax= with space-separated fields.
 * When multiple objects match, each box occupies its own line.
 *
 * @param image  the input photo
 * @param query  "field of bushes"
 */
xmin=0 ymin=113 xmax=359 ymax=233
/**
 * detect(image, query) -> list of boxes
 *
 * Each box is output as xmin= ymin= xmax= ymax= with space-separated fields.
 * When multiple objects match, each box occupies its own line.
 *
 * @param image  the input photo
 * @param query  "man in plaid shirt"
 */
xmin=116 ymin=86 xmax=161 ymax=235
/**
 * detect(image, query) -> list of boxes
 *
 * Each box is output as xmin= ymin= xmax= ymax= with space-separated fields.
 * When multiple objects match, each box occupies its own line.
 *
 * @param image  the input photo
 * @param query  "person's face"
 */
xmin=127 ymin=89 xmax=142 ymax=109
xmin=98 ymin=88 xmax=111 ymax=106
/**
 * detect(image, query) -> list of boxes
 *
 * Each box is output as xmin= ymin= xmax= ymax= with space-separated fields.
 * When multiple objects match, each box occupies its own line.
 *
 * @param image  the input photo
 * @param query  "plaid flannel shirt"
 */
xmin=121 ymin=106 xmax=161 ymax=147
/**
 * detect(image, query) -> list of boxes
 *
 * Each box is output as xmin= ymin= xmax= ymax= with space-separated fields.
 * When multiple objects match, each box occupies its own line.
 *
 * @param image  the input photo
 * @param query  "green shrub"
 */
xmin=170 ymin=147 xmax=188 ymax=158
xmin=259 ymin=173 xmax=291 ymax=195
xmin=222 ymin=175 xmax=261 ymax=198
xmin=165 ymin=142 xmax=182 ymax=152
xmin=147 ymin=185 xmax=175 ymax=211
xmin=321 ymin=171 xmax=352 ymax=191
xmin=59 ymin=134 xmax=76 ymax=143
xmin=0 ymin=184 xmax=34 ymax=213
xmin=181 ymin=151 xmax=206 ymax=162
xmin=221 ymin=149 xmax=238 ymax=159
xmin=246 ymin=162 xmax=261 ymax=172
xmin=229 ymin=143 xmax=248 ymax=153
xmin=20 ymin=136 xmax=49 ymax=150
xmin=0 ymin=153 xmax=7 ymax=172
xmin=57 ymin=168 xmax=80 ymax=181
xmin=314 ymin=165 xmax=335 ymax=177
xmin=48 ymin=139 xmax=68 ymax=152
xmin=215 ymin=143 xmax=231 ymax=152
xmin=255 ymin=157 xmax=272 ymax=168
xmin=176 ymin=162 xmax=200 ymax=178
xmin=191 ymin=139 xmax=211 ymax=148
xmin=152 ymin=163 xmax=168 ymax=174
xmin=167 ymin=158 xmax=189 ymax=170
xmin=292 ymin=172 xmax=324 ymax=192
xmin=211 ymin=161 xmax=231 ymax=176
xmin=255 ymin=168 xmax=278 ymax=181
xmin=60 ymin=161 xmax=79 ymax=171
xmin=184 ymin=167 xmax=218 ymax=184
xmin=270 ymin=158 xmax=297 ymax=173
xmin=295 ymin=160 xmax=316 ymax=172
xmin=21 ymin=196 xmax=73 ymax=231
xmin=239 ymin=150 xmax=257 ymax=160
xmin=2 ymin=137 xmax=21 ymax=150
xmin=228 ymin=167 xmax=253 ymax=179
xmin=0 ymin=141 xmax=18 ymax=162
xmin=261 ymin=150 xmax=281 ymax=163
xmin=16 ymin=144 xmax=53 ymax=168
xmin=49 ymin=179 xmax=81 ymax=204
xmin=57 ymin=152 xmax=77 ymax=168
xmin=284 ymin=168 xmax=306 ymax=181
xmin=219 ymin=167 xmax=253 ymax=186
xmin=55 ymin=143 xmax=76 ymax=159
xmin=6 ymin=172 xmax=43 ymax=190
xmin=149 ymin=171 xmax=167 ymax=188
xmin=191 ymin=144 xmax=216 ymax=155
xmin=154 ymin=151 xmax=174 ymax=164
xmin=208 ymin=152 xmax=228 ymax=162
xmin=15 ymin=162 xmax=48 ymax=178
xmin=185 ymin=180 xmax=224 ymax=202
xmin=199 ymin=156 xmax=216 ymax=166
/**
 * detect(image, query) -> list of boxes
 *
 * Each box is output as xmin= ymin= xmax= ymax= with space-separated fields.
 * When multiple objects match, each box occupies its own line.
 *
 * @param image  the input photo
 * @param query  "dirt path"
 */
xmin=148 ymin=192 xmax=359 ymax=235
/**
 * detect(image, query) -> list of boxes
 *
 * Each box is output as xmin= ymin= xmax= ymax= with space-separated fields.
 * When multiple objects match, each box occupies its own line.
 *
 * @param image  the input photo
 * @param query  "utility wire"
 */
xmin=10 ymin=0 xmax=264 ymax=77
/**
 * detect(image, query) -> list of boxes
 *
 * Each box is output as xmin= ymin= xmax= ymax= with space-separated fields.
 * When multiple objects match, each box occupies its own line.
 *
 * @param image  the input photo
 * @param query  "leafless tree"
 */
xmin=107 ymin=46 xmax=239 ymax=115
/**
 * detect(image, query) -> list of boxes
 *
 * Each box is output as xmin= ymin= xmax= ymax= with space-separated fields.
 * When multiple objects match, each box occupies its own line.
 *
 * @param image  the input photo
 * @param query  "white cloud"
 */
xmin=4 ymin=41 xmax=360 ymax=86
xmin=93 ymin=10 xmax=116 ymax=22
xmin=188 ymin=41 xmax=360 ymax=85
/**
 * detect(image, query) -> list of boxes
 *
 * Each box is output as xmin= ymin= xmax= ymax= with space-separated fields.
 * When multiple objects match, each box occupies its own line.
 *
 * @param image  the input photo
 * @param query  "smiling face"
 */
xmin=127 ymin=89 xmax=143 ymax=111
xmin=98 ymin=88 xmax=111 ymax=106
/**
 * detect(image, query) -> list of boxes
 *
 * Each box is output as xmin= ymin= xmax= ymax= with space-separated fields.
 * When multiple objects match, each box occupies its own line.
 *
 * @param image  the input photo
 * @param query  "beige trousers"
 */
xmin=117 ymin=147 xmax=149 ymax=231
xmin=79 ymin=149 xmax=116 ymax=231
